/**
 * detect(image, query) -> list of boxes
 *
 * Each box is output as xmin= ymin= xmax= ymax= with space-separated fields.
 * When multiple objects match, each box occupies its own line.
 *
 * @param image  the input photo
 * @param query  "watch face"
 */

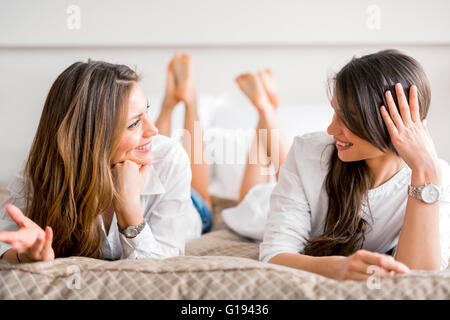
xmin=125 ymin=228 xmax=138 ymax=238
xmin=422 ymin=184 xmax=440 ymax=204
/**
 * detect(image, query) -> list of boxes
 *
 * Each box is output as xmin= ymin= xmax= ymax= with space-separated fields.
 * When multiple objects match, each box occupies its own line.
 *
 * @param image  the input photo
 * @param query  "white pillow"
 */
xmin=221 ymin=182 xmax=277 ymax=241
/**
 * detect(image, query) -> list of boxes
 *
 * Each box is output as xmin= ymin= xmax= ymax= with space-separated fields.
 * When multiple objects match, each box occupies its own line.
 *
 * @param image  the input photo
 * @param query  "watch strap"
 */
xmin=118 ymin=219 xmax=146 ymax=238
xmin=408 ymin=184 xmax=423 ymax=200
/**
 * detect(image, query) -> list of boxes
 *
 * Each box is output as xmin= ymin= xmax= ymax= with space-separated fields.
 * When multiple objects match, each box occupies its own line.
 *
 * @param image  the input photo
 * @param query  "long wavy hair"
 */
xmin=303 ymin=49 xmax=431 ymax=256
xmin=24 ymin=60 xmax=139 ymax=258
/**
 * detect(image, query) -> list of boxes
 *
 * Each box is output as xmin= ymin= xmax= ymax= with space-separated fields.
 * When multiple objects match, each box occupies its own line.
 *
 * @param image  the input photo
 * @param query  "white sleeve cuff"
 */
xmin=119 ymin=222 xmax=157 ymax=259
xmin=118 ymin=222 xmax=182 ymax=259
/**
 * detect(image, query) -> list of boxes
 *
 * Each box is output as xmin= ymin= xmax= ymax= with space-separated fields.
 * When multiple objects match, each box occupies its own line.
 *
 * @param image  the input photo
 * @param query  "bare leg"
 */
xmin=155 ymin=61 xmax=179 ymax=136
xmin=239 ymin=115 xmax=271 ymax=202
xmin=154 ymin=99 xmax=176 ymax=137
xmin=257 ymin=69 xmax=290 ymax=171
xmin=256 ymin=104 xmax=290 ymax=179
xmin=236 ymin=71 xmax=290 ymax=202
xmin=183 ymin=99 xmax=212 ymax=209
xmin=172 ymin=53 xmax=212 ymax=209
xmin=258 ymin=69 xmax=281 ymax=109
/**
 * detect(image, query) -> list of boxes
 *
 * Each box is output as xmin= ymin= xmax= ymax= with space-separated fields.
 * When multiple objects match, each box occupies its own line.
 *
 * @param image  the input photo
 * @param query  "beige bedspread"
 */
xmin=1 ymin=191 xmax=450 ymax=299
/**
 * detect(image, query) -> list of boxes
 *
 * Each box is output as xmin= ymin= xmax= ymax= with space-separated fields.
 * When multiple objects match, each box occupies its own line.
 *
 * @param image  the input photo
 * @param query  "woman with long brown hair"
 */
xmin=257 ymin=49 xmax=450 ymax=281
xmin=0 ymin=60 xmax=203 ymax=262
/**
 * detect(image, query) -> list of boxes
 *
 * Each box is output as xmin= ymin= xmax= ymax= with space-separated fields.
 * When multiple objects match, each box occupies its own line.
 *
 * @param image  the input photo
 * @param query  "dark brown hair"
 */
xmin=303 ymin=49 xmax=431 ymax=256
xmin=24 ymin=60 xmax=139 ymax=258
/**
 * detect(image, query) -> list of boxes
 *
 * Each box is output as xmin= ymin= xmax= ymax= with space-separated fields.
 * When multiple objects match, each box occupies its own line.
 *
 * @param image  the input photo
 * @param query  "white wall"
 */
xmin=0 ymin=0 xmax=449 ymax=187
xmin=2 ymin=0 xmax=450 ymax=46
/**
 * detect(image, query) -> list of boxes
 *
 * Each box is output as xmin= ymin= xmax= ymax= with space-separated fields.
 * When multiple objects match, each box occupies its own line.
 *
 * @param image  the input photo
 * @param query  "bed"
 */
xmin=1 ymin=191 xmax=449 ymax=300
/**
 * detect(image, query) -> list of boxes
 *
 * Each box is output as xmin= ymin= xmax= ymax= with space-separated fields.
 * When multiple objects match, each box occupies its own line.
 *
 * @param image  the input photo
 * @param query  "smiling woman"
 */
xmin=0 ymin=60 xmax=202 ymax=262
xmin=260 ymin=50 xmax=450 ymax=281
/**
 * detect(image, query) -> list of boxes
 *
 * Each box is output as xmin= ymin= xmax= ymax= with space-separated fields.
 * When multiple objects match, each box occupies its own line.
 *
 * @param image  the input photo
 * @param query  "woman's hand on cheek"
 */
xmin=111 ymin=160 xmax=149 ymax=227
xmin=380 ymin=83 xmax=441 ymax=183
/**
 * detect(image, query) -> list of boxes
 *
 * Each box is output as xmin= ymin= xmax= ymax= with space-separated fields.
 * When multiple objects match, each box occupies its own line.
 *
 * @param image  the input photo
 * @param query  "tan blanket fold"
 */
xmin=1 ymin=254 xmax=450 ymax=299
xmin=1 ymin=191 xmax=450 ymax=300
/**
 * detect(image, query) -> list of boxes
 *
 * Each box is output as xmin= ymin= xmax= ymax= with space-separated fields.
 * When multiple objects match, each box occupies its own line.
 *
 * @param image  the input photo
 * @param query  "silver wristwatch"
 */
xmin=118 ymin=220 xmax=146 ymax=238
xmin=408 ymin=183 xmax=441 ymax=204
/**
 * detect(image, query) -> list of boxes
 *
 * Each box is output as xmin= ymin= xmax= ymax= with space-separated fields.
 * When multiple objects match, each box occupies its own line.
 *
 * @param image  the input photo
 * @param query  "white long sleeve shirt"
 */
xmin=0 ymin=134 xmax=202 ymax=260
xmin=259 ymin=131 xmax=450 ymax=270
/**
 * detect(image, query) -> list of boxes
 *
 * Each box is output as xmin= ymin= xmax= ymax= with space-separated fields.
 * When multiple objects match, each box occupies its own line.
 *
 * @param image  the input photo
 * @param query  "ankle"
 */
xmin=162 ymin=97 xmax=178 ymax=112
xmin=268 ymin=94 xmax=281 ymax=109
xmin=256 ymin=101 xmax=275 ymax=117
xmin=183 ymin=94 xmax=198 ymax=111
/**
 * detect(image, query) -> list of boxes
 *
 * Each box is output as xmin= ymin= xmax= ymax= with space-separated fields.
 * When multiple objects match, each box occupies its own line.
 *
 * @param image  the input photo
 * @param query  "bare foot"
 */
xmin=258 ymin=69 xmax=281 ymax=109
xmin=235 ymin=73 xmax=272 ymax=114
xmin=172 ymin=52 xmax=196 ymax=105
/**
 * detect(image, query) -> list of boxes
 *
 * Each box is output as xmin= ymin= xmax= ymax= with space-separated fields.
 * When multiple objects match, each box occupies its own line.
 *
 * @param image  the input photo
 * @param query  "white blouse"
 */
xmin=0 ymin=134 xmax=202 ymax=260
xmin=259 ymin=131 xmax=450 ymax=270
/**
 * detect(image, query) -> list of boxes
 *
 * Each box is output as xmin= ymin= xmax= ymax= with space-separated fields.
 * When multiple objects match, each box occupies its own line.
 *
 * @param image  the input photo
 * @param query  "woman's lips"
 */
xmin=134 ymin=141 xmax=152 ymax=153
xmin=335 ymin=139 xmax=353 ymax=151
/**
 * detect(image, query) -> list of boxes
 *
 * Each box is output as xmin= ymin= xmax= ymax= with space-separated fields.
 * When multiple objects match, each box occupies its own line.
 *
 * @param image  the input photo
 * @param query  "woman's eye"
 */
xmin=128 ymin=119 xmax=140 ymax=129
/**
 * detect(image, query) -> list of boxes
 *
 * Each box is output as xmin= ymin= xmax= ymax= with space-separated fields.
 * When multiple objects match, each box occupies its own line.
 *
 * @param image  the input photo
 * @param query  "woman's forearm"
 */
xmin=395 ymin=166 xmax=442 ymax=270
xmin=268 ymin=252 xmax=345 ymax=280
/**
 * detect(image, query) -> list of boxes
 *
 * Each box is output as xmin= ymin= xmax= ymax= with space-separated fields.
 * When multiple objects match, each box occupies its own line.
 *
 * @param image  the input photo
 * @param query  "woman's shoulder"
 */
xmin=149 ymin=134 xmax=191 ymax=180
xmin=439 ymin=158 xmax=450 ymax=179
xmin=150 ymin=134 xmax=190 ymax=164
xmin=292 ymin=131 xmax=334 ymax=166
xmin=439 ymin=159 xmax=450 ymax=199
